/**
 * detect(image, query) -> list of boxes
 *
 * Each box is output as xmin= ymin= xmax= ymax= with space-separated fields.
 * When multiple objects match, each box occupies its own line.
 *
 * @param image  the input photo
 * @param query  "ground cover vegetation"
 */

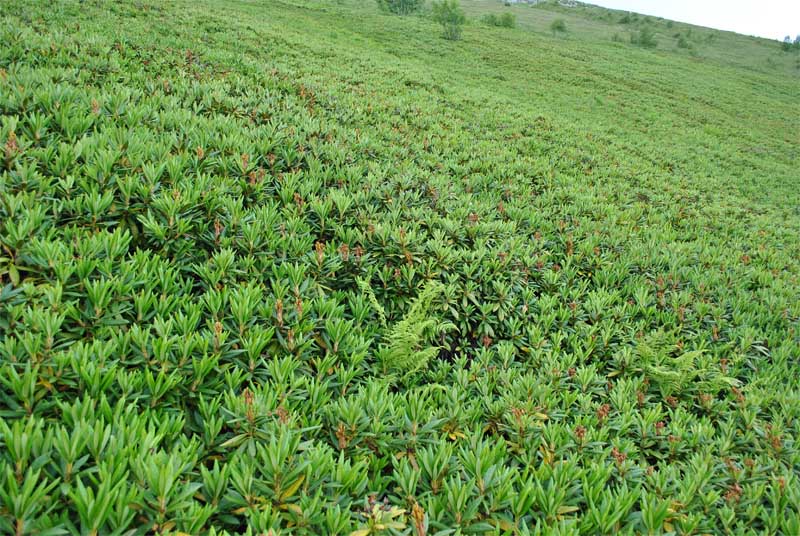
xmin=0 ymin=0 xmax=799 ymax=534
xmin=458 ymin=0 xmax=800 ymax=74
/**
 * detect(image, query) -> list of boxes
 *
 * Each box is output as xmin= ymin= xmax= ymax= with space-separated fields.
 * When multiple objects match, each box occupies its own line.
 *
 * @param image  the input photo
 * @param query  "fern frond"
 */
xmin=356 ymin=277 xmax=387 ymax=327
xmin=641 ymin=345 xmax=739 ymax=397
xmin=361 ymin=279 xmax=451 ymax=375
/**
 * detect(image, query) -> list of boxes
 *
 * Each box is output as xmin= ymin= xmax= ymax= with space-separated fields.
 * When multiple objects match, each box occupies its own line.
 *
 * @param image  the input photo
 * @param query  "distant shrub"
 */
xmin=619 ymin=13 xmax=631 ymax=24
xmin=676 ymin=35 xmax=689 ymax=49
xmin=376 ymin=0 xmax=423 ymax=15
xmin=550 ymin=18 xmax=567 ymax=35
xmin=432 ymin=0 xmax=466 ymax=40
xmin=781 ymin=35 xmax=800 ymax=52
xmin=631 ymin=27 xmax=657 ymax=49
xmin=666 ymin=20 xmax=673 ymax=28
xmin=483 ymin=12 xmax=515 ymax=28
xmin=499 ymin=12 xmax=516 ymax=28
xmin=612 ymin=32 xmax=624 ymax=43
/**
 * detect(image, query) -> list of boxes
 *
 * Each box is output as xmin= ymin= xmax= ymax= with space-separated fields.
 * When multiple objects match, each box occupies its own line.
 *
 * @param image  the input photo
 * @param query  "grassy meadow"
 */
xmin=0 ymin=0 xmax=799 ymax=534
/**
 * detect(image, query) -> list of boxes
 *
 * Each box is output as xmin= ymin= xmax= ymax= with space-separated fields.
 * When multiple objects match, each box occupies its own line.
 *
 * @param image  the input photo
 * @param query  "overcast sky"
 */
xmin=588 ymin=0 xmax=800 ymax=41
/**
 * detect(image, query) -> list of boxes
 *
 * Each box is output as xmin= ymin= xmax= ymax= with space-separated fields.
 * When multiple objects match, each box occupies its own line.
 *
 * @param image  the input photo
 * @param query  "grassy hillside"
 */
xmin=1 ymin=0 xmax=798 ymax=534
xmin=458 ymin=0 xmax=800 ymax=76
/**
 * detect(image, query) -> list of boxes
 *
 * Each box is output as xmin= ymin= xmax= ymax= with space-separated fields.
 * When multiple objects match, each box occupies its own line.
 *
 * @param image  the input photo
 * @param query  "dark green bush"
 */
xmin=483 ymin=12 xmax=515 ymax=28
xmin=631 ymin=27 xmax=657 ymax=48
xmin=781 ymin=35 xmax=800 ymax=52
xmin=376 ymin=0 xmax=423 ymax=15
xmin=550 ymin=18 xmax=567 ymax=35
xmin=499 ymin=12 xmax=516 ymax=28
xmin=432 ymin=0 xmax=466 ymax=40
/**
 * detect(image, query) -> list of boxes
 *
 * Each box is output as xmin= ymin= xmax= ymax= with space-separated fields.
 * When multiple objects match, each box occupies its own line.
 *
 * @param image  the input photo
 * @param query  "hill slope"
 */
xmin=459 ymin=0 xmax=800 ymax=76
xmin=1 ymin=0 xmax=798 ymax=534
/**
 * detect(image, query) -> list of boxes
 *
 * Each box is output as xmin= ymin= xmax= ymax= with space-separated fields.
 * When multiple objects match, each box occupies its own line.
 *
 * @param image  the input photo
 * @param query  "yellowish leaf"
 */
xmin=37 ymin=379 xmax=54 ymax=390
xmin=282 ymin=503 xmax=303 ymax=516
xmin=280 ymin=475 xmax=305 ymax=501
xmin=493 ymin=519 xmax=515 ymax=531
xmin=388 ymin=506 xmax=406 ymax=518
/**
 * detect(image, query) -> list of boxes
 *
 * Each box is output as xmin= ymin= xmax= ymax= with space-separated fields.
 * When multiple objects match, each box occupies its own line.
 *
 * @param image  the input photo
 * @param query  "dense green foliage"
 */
xmin=377 ymin=0 xmax=424 ymax=16
xmin=0 ymin=0 xmax=799 ymax=534
xmin=431 ymin=0 xmax=467 ymax=41
xmin=549 ymin=18 xmax=567 ymax=36
xmin=782 ymin=35 xmax=800 ymax=52
xmin=483 ymin=12 xmax=516 ymax=29
xmin=630 ymin=27 xmax=657 ymax=49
